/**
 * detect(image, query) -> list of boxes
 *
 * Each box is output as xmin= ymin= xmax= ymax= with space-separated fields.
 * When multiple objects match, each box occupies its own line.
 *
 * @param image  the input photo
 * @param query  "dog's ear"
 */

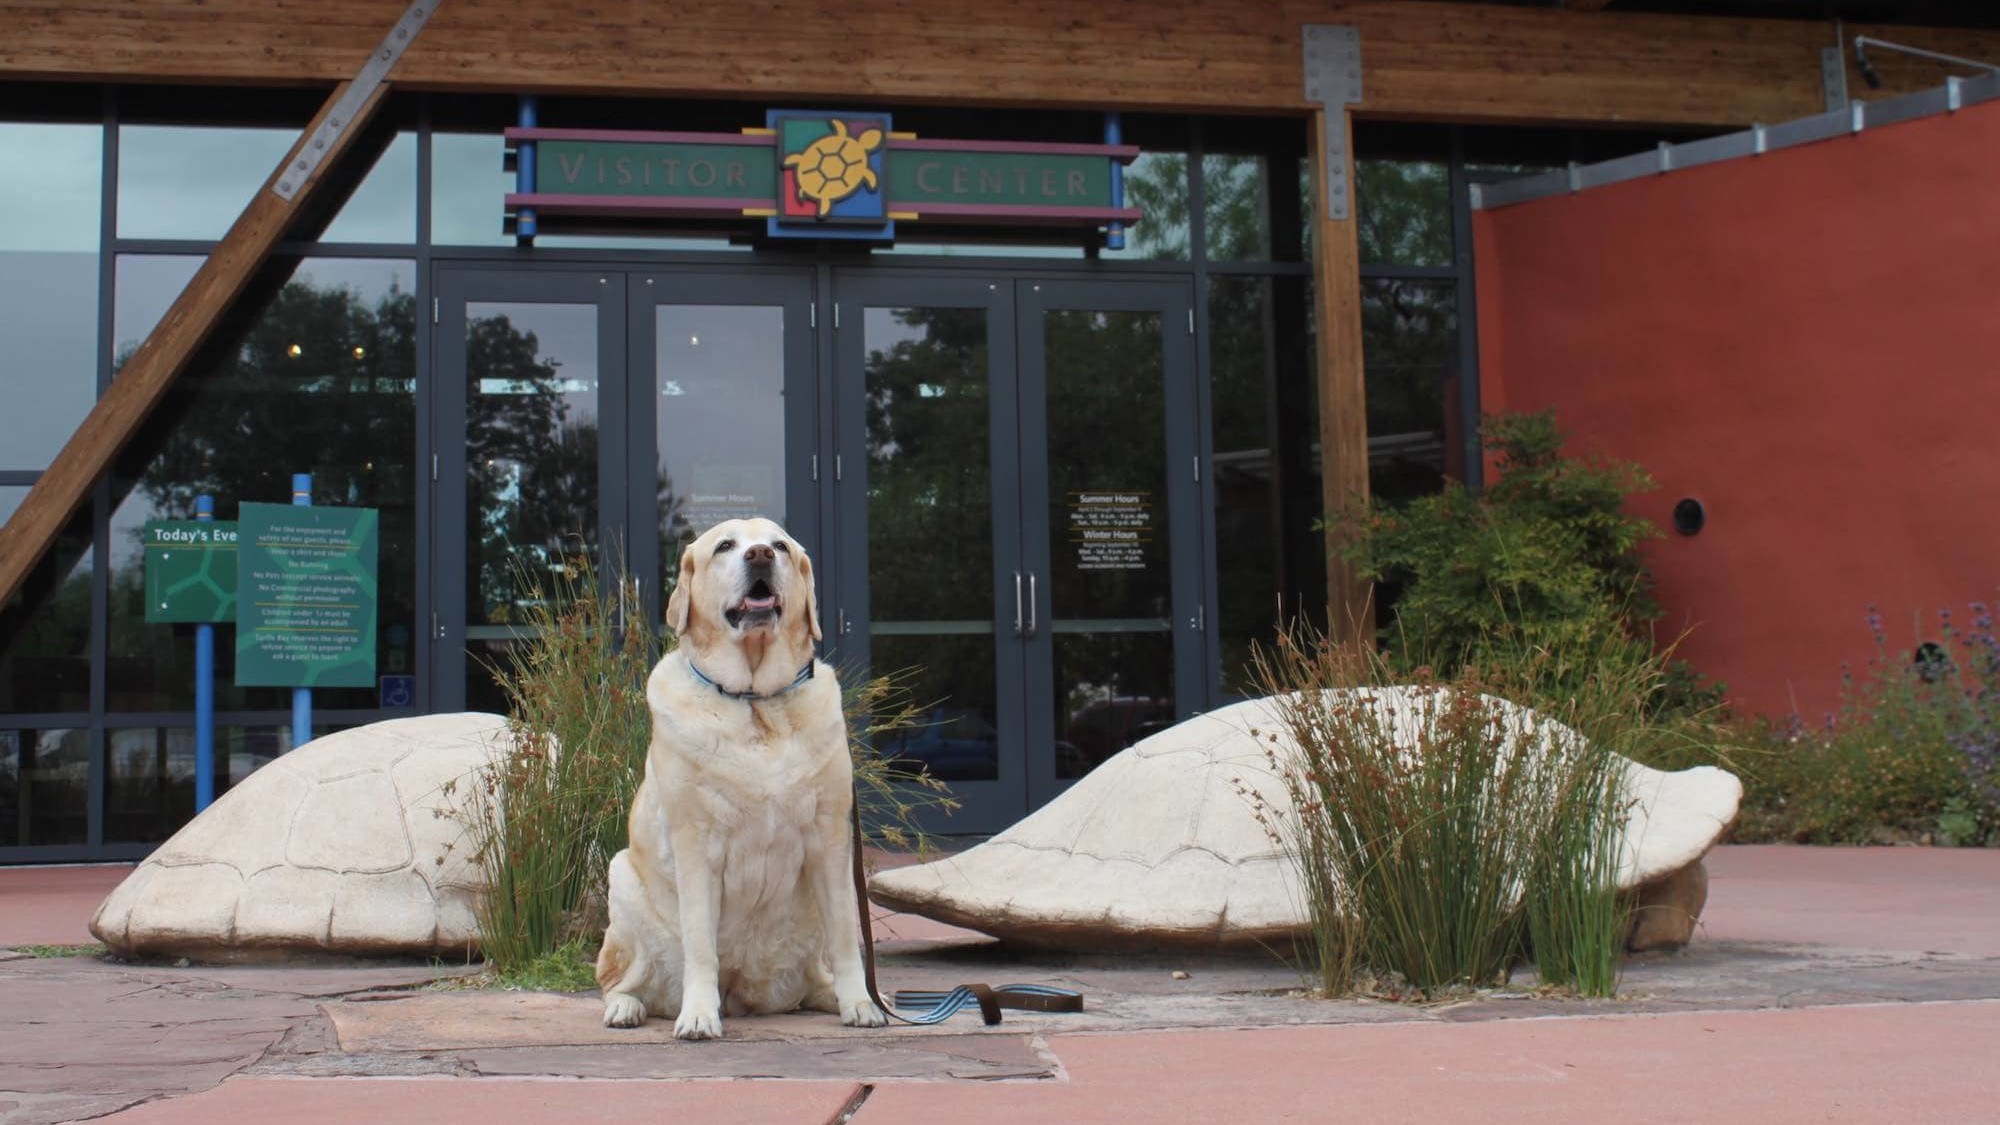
xmin=797 ymin=548 xmax=823 ymax=643
xmin=665 ymin=543 xmax=696 ymax=635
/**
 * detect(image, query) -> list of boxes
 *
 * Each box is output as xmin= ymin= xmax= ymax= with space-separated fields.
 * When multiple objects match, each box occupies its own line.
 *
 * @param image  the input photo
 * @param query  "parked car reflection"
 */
xmin=875 ymin=705 xmax=999 ymax=782
xmin=1056 ymin=695 xmax=1175 ymax=780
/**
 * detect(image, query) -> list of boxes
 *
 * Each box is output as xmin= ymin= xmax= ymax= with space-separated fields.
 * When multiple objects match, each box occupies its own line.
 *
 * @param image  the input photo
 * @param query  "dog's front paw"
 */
xmin=673 ymin=998 xmax=724 ymax=1040
xmin=840 ymin=993 xmax=889 ymax=1028
xmin=603 ymin=992 xmax=647 ymax=1029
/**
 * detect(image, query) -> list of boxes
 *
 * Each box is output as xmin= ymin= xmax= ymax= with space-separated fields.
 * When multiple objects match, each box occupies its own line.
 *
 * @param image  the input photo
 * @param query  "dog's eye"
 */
xmin=713 ymin=539 xmax=735 ymax=554
xmin=773 ymin=541 xmax=790 ymax=554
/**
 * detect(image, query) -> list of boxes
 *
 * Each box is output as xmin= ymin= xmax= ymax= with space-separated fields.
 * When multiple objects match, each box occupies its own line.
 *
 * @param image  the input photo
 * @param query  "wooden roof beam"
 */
xmin=1 ymin=1 xmax=1994 ymax=127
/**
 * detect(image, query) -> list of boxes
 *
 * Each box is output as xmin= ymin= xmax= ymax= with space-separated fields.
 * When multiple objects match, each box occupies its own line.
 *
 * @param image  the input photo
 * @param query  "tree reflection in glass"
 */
xmin=463 ymin=304 xmax=600 ymax=628
xmin=863 ymin=306 xmax=999 ymax=781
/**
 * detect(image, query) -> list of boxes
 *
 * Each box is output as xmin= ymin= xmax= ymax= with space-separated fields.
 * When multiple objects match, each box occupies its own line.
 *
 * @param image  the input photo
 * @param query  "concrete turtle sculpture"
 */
xmin=869 ymin=690 xmax=1741 ymax=952
xmin=91 ymin=713 xmax=512 ymax=961
xmin=785 ymin=118 xmax=882 ymax=216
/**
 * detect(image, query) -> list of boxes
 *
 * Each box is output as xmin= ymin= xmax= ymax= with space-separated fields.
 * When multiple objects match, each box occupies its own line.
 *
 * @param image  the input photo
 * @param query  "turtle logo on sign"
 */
xmin=772 ymin=111 xmax=891 ymax=234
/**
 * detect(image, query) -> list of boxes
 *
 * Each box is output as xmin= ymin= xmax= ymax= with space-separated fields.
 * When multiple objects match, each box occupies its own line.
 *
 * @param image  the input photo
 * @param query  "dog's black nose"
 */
xmin=744 ymin=544 xmax=776 ymax=565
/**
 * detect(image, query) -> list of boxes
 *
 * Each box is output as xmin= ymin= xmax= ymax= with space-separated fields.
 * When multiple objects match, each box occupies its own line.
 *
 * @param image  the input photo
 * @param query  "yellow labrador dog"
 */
xmin=596 ymin=517 xmax=886 ymax=1039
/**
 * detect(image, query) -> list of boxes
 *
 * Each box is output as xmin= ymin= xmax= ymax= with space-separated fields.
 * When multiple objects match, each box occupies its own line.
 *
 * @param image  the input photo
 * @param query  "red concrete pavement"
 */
xmin=859 ymin=1001 xmax=2000 ymax=1124
xmin=8 ymin=845 xmax=2000 ymax=1125
xmin=94 ymin=1076 xmax=865 ymax=1124
xmin=83 ymin=1001 xmax=2000 ymax=1124
xmin=1701 ymin=844 xmax=2000 ymax=956
xmin=0 ymin=864 xmax=129 ymax=946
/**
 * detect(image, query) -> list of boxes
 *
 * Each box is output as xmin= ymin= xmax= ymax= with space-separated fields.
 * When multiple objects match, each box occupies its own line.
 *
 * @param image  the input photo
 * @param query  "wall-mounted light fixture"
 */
xmin=1673 ymin=498 xmax=1706 ymax=536
xmin=1853 ymin=36 xmax=2000 ymax=90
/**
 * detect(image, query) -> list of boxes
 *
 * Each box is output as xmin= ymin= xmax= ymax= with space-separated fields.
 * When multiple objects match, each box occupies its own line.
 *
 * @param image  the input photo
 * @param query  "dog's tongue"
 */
xmin=741 ymin=595 xmax=778 ymax=611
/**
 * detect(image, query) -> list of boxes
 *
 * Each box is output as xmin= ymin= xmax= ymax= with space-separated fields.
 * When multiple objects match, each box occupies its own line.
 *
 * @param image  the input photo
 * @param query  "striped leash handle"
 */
xmin=850 ymin=795 xmax=1083 ymax=1026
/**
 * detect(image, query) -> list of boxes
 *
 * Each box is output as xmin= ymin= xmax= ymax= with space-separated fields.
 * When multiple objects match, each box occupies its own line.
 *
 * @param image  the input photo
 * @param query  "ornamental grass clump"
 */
xmin=1248 ymin=622 xmax=1645 ymax=999
xmin=459 ymin=553 xmax=659 ymax=976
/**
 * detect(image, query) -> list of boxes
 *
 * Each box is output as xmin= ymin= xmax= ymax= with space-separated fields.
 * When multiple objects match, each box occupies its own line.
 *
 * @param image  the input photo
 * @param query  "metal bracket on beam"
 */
xmin=274 ymin=0 xmax=436 ymax=199
xmin=1302 ymin=24 xmax=1362 ymax=220
xmin=1821 ymin=46 xmax=1849 ymax=112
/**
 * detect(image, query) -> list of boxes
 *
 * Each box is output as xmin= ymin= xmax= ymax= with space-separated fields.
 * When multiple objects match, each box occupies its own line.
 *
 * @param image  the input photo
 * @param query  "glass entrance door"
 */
xmin=434 ymin=268 xmax=626 ymax=713
xmin=630 ymin=270 xmax=819 ymax=632
xmin=432 ymin=265 xmax=815 ymax=711
xmin=836 ymin=274 xmax=1199 ymax=833
xmin=1019 ymin=280 xmax=1204 ymax=810
xmin=432 ymin=263 xmax=1198 ymax=832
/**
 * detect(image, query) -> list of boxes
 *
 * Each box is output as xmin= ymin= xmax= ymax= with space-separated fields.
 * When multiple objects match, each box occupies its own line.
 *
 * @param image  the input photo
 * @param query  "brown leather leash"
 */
xmin=849 ymin=799 xmax=1083 ymax=1026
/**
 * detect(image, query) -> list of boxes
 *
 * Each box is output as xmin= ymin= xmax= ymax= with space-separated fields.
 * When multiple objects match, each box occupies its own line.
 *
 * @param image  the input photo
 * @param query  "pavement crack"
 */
xmin=825 ymin=1082 xmax=874 ymax=1125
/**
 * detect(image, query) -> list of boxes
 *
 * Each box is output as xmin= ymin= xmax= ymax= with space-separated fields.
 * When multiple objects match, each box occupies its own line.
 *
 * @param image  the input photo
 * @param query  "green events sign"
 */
xmin=504 ymin=111 xmax=1140 ymax=243
xmin=235 ymin=503 xmax=379 ymax=688
xmin=142 ymin=520 xmax=239 ymax=623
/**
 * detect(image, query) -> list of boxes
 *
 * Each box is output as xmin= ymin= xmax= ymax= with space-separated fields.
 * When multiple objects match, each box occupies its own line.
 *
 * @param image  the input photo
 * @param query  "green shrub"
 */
xmin=1734 ymin=604 xmax=2000 ymax=846
xmin=1336 ymin=410 xmax=1724 ymax=719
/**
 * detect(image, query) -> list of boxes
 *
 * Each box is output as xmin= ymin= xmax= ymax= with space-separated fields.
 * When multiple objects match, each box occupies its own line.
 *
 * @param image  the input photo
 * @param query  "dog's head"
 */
xmin=665 ymin=518 xmax=821 ymax=658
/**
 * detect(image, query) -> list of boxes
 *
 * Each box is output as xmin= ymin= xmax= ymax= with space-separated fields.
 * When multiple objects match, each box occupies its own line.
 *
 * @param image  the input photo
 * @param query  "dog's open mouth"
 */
xmin=724 ymin=579 xmax=782 ymax=629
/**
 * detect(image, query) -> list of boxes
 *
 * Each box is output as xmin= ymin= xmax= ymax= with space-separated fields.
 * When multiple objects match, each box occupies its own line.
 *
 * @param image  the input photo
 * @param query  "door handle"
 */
xmin=1026 ymin=572 xmax=1038 ymax=638
xmin=1012 ymin=571 xmax=1024 ymax=637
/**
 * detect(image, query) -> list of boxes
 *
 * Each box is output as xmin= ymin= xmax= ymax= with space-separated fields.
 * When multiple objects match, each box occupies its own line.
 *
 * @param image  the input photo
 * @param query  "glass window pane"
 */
xmin=1043 ymin=307 xmax=1173 ymax=782
xmin=113 ymin=255 xmax=200 ymax=361
xmin=119 ymin=126 xmax=293 ymax=239
xmin=464 ymin=300 xmax=600 ymax=632
xmin=863 ymin=305 xmax=999 ymax=785
xmin=1055 ymin=634 xmax=1175 ymax=780
xmin=1356 ymin=160 xmax=1452 ymax=268
xmin=0 ymin=516 xmax=93 ymax=715
xmin=871 ymin=635 xmax=998 ymax=783
xmin=119 ymin=126 xmax=414 ymax=242
xmin=865 ymin=306 xmax=993 ymax=622
xmin=656 ymin=305 xmax=787 ymax=586
xmin=105 ymin=727 xmax=194 ymax=844
xmin=431 ymin=132 xmax=511 ymax=247
xmin=1 ymin=123 xmax=101 ymax=470
xmin=1209 ymin=274 xmax=1322 ymax=693
xmin=320 ymin=132 xmax=417 ymax=243
xmin=108 ymin=258 xmax=421 ymax=712
xmin=100 ymin=723 xmax=320 ymax=844
xmin=1101 ymin=151 xmax=1190 ymax=261
xmin=1202 ymin=153 xmax=1272 ymax=261
xmin=1 ymin=729 xmax=90 ymax=846
xmin=1363 ymin=278 xmax=1460 ymax=505
xmin=1045 ymin=309 xmax=1169 ymax=617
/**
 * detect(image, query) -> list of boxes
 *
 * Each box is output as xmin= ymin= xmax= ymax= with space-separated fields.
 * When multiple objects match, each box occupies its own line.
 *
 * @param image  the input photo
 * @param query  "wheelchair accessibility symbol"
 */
xmin=379 ymin=674 xmax=415 ymax=708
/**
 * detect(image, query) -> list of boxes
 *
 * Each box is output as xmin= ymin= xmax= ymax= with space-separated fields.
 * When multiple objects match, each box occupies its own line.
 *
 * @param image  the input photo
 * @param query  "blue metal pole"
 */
xmin=517 ymin=95 xmax=539 ymax=243
xmin=291 ymin=473 xmax=312 ymax=751
xmin=194 ymin=493 xmax=216 ymax=811
xmin=1105 ymin=112 xmax=1127 ymax=252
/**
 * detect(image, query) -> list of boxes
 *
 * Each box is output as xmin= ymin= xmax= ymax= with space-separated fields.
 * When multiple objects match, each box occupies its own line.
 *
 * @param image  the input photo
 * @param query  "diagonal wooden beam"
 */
xmin=0 ymin=3 xmax=435 ymax=607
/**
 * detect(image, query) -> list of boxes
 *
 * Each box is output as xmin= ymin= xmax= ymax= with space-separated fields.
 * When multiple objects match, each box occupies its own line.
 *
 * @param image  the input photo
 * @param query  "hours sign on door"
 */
xmin=1068 ymin=490 xmax=1151 ymax=570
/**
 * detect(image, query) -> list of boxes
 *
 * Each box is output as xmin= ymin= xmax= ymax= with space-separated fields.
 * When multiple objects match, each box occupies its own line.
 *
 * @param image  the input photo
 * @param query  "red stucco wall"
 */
xmin=1474 ymin=100 xmax=2000 ymax=719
